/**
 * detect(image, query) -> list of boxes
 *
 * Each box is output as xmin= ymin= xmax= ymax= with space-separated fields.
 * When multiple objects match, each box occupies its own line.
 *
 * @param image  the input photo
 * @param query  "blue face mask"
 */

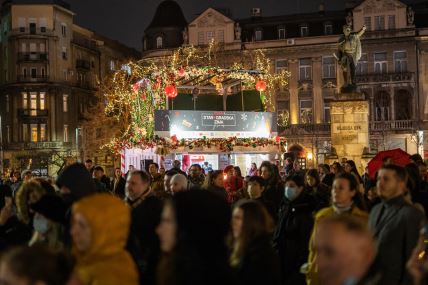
xmin=33 ymin=215 xmax=50 ymax=235
xmin=284 ymin=186 xmax=299 ymax=201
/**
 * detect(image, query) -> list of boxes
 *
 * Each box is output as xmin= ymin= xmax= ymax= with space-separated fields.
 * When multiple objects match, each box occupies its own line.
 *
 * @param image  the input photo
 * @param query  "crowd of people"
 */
xmin=0 ymin=154 xmax=428 ymax=285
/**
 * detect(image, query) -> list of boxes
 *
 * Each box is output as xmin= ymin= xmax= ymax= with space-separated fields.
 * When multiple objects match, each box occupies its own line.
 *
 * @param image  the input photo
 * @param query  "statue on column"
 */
xmin=234 ymin=23 xmax=241 ymax=41
xmin=334 ymin=24 xmax=366 ymax=93
xmin=407 ymin=7 xmax=415 ymax=25
xmin=182 ymin=27 xmax=189 ymax=45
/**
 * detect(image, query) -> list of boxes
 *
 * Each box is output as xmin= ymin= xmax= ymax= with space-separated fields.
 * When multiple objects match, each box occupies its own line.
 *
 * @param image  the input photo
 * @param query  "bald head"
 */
xmin=170 ymin=174 xmax=188 ymax=195
xmin=315 ymin=216 xmax=375 ymax=285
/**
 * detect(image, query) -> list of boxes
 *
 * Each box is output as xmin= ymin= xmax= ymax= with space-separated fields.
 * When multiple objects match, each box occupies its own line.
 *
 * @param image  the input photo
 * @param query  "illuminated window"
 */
xmin=22 ymin=92 xmax=28 ymax=109
xmin=61 ymin=23 xmax=66 ymax=37
xmin=394 ymin=51 xmax=407 ymax=73
xmin=278 ymin=28 xmax=286 ymax=39
xmin=30 ymin=92 xmax=37 ymax=116
xmin=300 ymin=25 xmax=309 ymax=37
xmin=356 ymin=53 xmax=368 ymax=75
xmin=299 ymin=58 xmax=312 ymax=80
xmin=31 ymin=124 xmax=38 ymax=142
xmin=374 ymin=52 xmax=388 ymax=73
xmin=364 ymin=17 xmax=372 ymax=31
xmin=255 ymin=30 xmax=262 ymax=41
xmin=63 ymin=94 xmax=68 ymax=112
xmin=156 ymin=36 xmax=163 ymax=49
xmin=218 ymin=30 xmax=224 ymax=42
xmin=322 ymin=56 xmax=336 ymax=78
xmin=39 ymin=92 xmax=45 ymax=110
xmin=63 ymin=125 xmax=69 ymax=142
xmin=40 ymin=124 xmax=46 ymax=141
xmin=22 ymin=124 xmax=28 ymax=141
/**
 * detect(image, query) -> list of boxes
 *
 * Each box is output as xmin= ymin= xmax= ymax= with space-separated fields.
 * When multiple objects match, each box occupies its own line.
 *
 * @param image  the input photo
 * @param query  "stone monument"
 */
xmin=329 ymin=24 xmax=369 ymax=168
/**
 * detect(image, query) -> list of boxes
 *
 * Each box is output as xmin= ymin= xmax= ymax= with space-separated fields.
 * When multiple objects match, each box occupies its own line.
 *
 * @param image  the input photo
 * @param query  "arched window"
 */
xmin=374 ymin=91 xmax=390 ymax=121
xmin=395 ymin=90 xmax=412 ymax=120
xmin=156 ymin=36 xmax=163 ymax=49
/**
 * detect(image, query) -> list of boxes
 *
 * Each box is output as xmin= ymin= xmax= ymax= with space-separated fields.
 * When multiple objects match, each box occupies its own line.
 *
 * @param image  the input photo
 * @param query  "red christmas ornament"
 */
xmin=171 ymin=135 xmax=178 ymax=143
xmin=178 ymin=67 xmax=186 ymax=77
xmin=275 ymin=135 xmax=281 ymax=143
xmin=165 ymin=84 xmax=178 ymax=98
xmin=255 ymin=80 xmax=267 ymax=92
xmin=132 ymin=82 xmax=140 ymax=93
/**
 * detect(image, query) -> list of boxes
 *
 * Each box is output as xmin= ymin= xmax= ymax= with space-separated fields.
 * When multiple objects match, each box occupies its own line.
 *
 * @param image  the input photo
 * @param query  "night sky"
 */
xmin=70 ymin=0 xmax=423 ymax=49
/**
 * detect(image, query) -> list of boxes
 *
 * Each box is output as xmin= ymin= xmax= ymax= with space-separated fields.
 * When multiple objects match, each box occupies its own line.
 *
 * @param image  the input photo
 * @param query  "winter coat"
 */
xmin=255 ymin=195 xmax=278 ymax=224
xmin=263 ymin=182 xmax=283 ymax=216
xmin=0 ymin=216 xmax=32 ymax=251
xmin=273 ymin=191 xmax=315 ymax=285
xmin=206 ymin=185 xmax=227 ymax=201
xmin=306 ymin=206 xmax=369 ymax=285
xmin=72 ymin=194 xmax=138 ymax=285
xmin=111 ymin=176 xmax=126 ymax=199
xmin=236 ymin=235 xmax=281 ymax=285
xmin=224 ymin=176 xmax=243 ymax=203
xmin=305 ymin=183 xmax=331 ymax=212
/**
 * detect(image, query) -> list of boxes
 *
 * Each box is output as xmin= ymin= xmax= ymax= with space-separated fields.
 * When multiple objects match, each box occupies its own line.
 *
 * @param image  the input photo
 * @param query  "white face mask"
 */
xmin=284 ymin=186 xmax=299 ymax=201
xmin=33 ymin=215 xmax=50 ymax=235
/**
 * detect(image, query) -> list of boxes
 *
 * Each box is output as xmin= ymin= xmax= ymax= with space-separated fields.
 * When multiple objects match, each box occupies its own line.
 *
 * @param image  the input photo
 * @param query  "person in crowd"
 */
xmin=229 ymin=200 xmax=281 ymax=285
xmin=125 ymin=170 xmax=162 ymax=285
xmin=318 ymin=164 xmax=334 ymax=187
xmin=236 ymin=175 xmax=251 ymax=201
xmin=203 ymin=170 xmax=227 ymax=201
xmin=259 ymin=161 xmax=283 ymax=214
xmin=283 ymin=158 xmax=293 ymax=176
xmin=71 ymin=193 xmax=139 ymax=285
xmin=111 ymin=167 xmax=126 ymax=199
xmin=156 ymin=190 xmax=234 ymax=285
xmin=170 ymin=174 xmax=188 ymax=195
xmin=21 ymin=170 xmax=33 ymax=183
xmin=92 ymin=166 xmax=108 ymax=192
xmin=404 ymin=163 xmax=427 ymax=215
xmin=202 ymin=162 xmax=213 ymax=173
xmin=304 ymin=169 xmax=331 ymax=211
xmin=149 ymin=163 xmax=164 ymax=196
xmin=224 ymin=165 xmax=243 ymax=204
xmin=410 ymin=153 xmax=424 ymax=164
xmin=10 ymin=170 xmax=22 ymax=196
xmin=187 ymin=164 xmax=205 ymax=188
xmin=248 ymin=162 xmax=258 ymax=176
xmin=171 ymin=160 xmax=187 ymax=177
xmin=159 ymin=167 xmax=166 ymax=176
xmin=0 ymin=184 xmax=32 ymax=250
xmin=344 ymin=160 xmax=363 ymax=184
xmin=417 ymin=161 xmax=428 ymax=189
xmin=84 ymin=159 xmax=94 ymax=175
xmin=305 ymin=172 xmax=368 ymax=285
xmin=0 ymin=245 xmax=75 ymax=285
xmin=164 ymin=170 xmax=178 ymax=196
xmin=273 ymin=174 xmax=315 ymax=285
xmin=330 ymin=162 xmax=344 ymax=176
xmin=314 ymin=215 xmax=380 ymax=285
xmin=369 ymin=164 xmax=424 ymax=285
xmin=28 ymin=194 xmax=67 ymax=250
xmin=247 ymin=176 xmax=276 ymax=221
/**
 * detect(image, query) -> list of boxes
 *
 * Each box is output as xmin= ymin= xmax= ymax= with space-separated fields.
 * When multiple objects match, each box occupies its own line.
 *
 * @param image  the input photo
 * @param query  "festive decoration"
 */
xmin=98 ymin=43 xmax=290 ymax=153
xmin=255 ymin=79 xmax=267 ymax=92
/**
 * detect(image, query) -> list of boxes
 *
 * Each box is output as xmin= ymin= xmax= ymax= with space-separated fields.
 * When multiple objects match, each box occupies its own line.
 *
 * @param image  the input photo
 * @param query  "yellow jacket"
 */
xmin=72 ymin=194 xmax=139 ymax=285
xmin=306 ymin=206 xmax=368 ymax=285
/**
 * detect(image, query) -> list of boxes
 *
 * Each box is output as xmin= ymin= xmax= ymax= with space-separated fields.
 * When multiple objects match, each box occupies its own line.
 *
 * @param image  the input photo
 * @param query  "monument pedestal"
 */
xmin=329 ymin=93 xmax=369 ymax=169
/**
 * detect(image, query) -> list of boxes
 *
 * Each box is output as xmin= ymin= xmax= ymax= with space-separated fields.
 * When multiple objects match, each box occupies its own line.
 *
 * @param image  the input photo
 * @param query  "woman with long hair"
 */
xmin=259 ymin=161 xmax=283 ymax=214
xmin=330 ymin=162 xmax=344 ymax=176
xmin=229 ymin=200 xmax=280 ymax=285
xmin=305 ymin=172 xmax=368 ymax=285
xmin=203 ymin=170 xmax=227 ymax=201
xmin=344 ymin=160 xmax=363 ymax=184
xmin=248 ymin=163 xmax=258 ymax=177
xmin=304 ymin=169 xmax=331 ymax=211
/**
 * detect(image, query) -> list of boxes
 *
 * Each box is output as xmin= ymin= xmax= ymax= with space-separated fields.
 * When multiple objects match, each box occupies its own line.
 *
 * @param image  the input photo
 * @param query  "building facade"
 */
xmin=142 ymin=0 xmax=428 ymax=167
xmin=0 ymin=0 xmax=139 ymax=176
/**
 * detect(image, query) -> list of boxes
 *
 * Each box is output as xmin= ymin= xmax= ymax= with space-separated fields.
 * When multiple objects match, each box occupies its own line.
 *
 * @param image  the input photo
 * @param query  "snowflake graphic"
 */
xmin=241 ymin=114 xmax=248 ymax=121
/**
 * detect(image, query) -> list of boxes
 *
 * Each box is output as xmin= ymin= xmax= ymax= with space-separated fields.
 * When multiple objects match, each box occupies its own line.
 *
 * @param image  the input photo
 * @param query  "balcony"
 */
xmin=18 ymin=109 xmax=48 ymax=117
xmin=356 ymin=72 xmax=414 ymax=84
xmin=76 ymin=59 xmax=90 ymax=70
xmin=9 ymin=28 xmax=54 ymax=37
xmin=17 ymin=52 xmax=48 ymax=62
xmin=4 ymin=141 xmax=72 ymax=151
xmin=370 ymin=120 xmax=416 ymax=131
xmin=279 ymin=123 xmax=331 ymax=136
xmin=17 ymin=75 xmax=49 ymax=83
xmin=72 ymin=37 xmax=98 ymax=51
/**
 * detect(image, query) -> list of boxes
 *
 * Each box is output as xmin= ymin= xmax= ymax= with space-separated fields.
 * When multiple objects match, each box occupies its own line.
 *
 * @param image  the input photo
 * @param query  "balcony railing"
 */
xmin=76 ymin=59 xmax=90 ymax=70
xmin=279 ymin=120 xmax=416 ymax=135
xmin=72 ymin=37 xmax=98 ymax=51
xmin=356 ymin=72 xmax=414 ymax=84
xmin=17 ymin=75 xmax=49 ymax=82
xmin=18 ymin=109 xmax=48 ymax=117
xmin=9 ymin=28 xmax=54 ymax=37
xmin=4 ymin=141 xmax=72 ymax=150
xmin=17 ymin=52 xmax=48 ymax=62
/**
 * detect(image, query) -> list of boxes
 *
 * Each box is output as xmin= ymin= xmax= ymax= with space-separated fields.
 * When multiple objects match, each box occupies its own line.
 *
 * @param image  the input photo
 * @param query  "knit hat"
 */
xmin=56 ymin=163 xmax=96 ymax=200
xmin=31 ymin=194 xmax=67 ymax=224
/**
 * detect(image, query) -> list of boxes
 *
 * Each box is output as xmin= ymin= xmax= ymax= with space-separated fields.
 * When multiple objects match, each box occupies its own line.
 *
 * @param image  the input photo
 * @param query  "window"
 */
xmin=63 ymin=94 xmax=68 ymax=112
xmin=30 ymin=124 xmax=38 ymax=142
xmin=299 ymin=58 xmax=312 ymax=80
xmin=63 ymin=69 xmax=68 ymax=80
xmin=40 ymin=124 xmax=46 ymax=142
xmin=364 ymin=17 xmax=372 ymax=31
xmin=324 ymin=106 xmax=331 ymax=123
xmin=324 ymin=23 xmax=333 ymax=35
xmin=30 ymin=68 xmax=37 ymax=78
xmin=62 ymin=47 xmax=67 ymax=60
xmin=218 ymin=30 xmax=224 ymax=42
xmin=156 ymin=36 xmax=163 ymax=49
xmin=322 ymin=56 xmax=336 ymax=78
xmin=41 ymin=67 xmax=45 ymax=78
xmin=198 ymin=32 xmax=204 ymax=45
xmin=275 ymin=59 xmax=288 ymax=73
xmin=300 ymin=100 xmax=313 ymax=123
xmin=39 ymin=92 xmax=45 ymax=110
xmin=63 ymin=125 xmax=69 ymax=142
xmin=22 ymin=92 xmax=28 ymax=109
xmin=39 ymin=43 xmax=45 ymax=53
xmin=255 ymin=30 xmax=262 ymax=41
xmin=5 ymin=94 xmax=9 ymax=112
xmin=374 ymin=52 xmax=388 ymax=73
xmin=40 ymin=17 xmax=47 ymax=32
xmin=61 ymin=23 xmax=66 ymax=37
xmin=6 ymin=125 xmax=10 ymax=143
xmin=356 ymin=53 xmax=368 ymax=75
xmin=18 ymin=17 xmax=26 ymax=32
xmin=29 ymin=43 xmax=36 ymax=52
xmin=22 ymin=124 xmax=28 ymax=141
xmin=278 ymin=28 xmax=286 ymax=39
xmin=388 ymin=15 xmax=396 ymax=30
xmin=29 ymin=23 xmax=36 ymax=35
xmin=394 ymin=51 xmax=407 ymax=72
xmin=374 ymin=16 xmax=385 ymax=30
xmin=300 ymin=25 xmax=309 ymax=37
xmin=207 ymin=31 xmax=215 ymax=42
xmin=21 ymin=43 xmax=26 ymax=52
xmin=374 ymin=91 xmax=390 ymax=121
xmin=30 ymin=92 xmax=37 ymax=116
xmin=109 ymin=60 xmax=115 ymax=71
xmin=23 ymin=68 xmax=27 ymax=78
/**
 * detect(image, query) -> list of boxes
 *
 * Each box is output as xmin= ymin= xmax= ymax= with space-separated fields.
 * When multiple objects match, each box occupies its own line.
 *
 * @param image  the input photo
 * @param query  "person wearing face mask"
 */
xmin=304 ymin=172 xmax=368 ymax=285
xmin=28 ymin=194 xmax=67 ymax=250
xmin=272 ymin=174 xmax=316 ymax=285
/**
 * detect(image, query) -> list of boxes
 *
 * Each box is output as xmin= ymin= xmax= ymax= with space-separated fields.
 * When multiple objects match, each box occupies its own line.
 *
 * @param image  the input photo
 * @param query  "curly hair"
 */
xmin=15 ymin=181 xmax=48 ymax=224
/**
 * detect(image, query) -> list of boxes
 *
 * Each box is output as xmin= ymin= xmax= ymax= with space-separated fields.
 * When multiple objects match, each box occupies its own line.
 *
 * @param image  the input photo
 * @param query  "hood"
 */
xmin=56 ymin=163 xmax=96 ymax=200
xmin=72 ymin=194 xmax=131 ymax=263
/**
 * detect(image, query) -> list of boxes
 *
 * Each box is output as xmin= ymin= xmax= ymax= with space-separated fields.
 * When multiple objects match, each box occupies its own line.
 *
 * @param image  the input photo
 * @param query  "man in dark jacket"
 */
xmin=273 ymin=174 xmax=315 ymax=285
xmin=368 ymin=164 xmax=424 ymax=285
xmin=125 ymin=170 xmax=162 ymax=285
